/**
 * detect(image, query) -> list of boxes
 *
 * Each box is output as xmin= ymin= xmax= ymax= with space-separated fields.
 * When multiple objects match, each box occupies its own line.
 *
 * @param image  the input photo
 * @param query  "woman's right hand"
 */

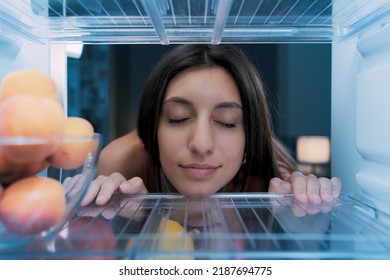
xmin=80 ymin=173 xmax=148 ymax=206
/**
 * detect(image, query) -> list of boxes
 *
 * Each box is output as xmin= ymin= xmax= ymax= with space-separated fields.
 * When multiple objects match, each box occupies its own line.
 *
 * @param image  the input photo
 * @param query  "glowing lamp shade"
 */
xmin=296 ymin=136 xmax=330 ymax=164
xmin=65 ymin=42 xmax=84 ymax=59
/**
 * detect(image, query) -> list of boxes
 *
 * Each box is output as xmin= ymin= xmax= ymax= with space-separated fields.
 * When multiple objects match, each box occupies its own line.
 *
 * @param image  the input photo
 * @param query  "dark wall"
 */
xmin=276 ymin=44 xmax=331 ymax=138
xmin=109 ymin=45 xmax=174 ymax=137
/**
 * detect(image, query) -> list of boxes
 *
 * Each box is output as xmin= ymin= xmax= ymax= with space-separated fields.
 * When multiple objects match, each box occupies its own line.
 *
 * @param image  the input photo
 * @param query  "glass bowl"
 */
xmin=0 ymin=133 xmax=101 ymax=251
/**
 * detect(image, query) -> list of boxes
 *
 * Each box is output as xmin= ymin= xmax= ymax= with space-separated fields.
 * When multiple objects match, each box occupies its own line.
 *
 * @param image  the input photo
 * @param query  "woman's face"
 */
xmin=158 ymin=66 xmax=245 ymax=196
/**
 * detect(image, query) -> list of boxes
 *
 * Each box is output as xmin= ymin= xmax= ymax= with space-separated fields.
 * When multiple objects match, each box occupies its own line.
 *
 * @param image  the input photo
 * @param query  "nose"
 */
xmin=188 ymin=121 xmax=214 ymax=155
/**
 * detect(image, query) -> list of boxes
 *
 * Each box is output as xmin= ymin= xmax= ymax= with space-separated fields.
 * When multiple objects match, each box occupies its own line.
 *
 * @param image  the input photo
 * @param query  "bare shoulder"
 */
xmin=107 ymin=130 xmax=142 ymax=153
xmin=96 ymin=129 xmax=144 ymax=179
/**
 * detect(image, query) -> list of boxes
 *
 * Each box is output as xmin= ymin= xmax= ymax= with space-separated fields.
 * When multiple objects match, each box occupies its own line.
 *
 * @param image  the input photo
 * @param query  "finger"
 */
xmin=119 ymin=177 xmax=148 ymax=195
xmin=117 ymin=197 xmax=146 ymax=221
xmin=331 ymin=177 xmax=342 ymax=198
xmin=100 ymin=206 xmax=120 ymax=220
xmin=306 ymin=203 xmax=321 ymax=215
xmin=80 ymin=175 xmax=106 ymax=206
xmin=290 ymin=203 xmax=307 ymax=217
xmin=268 ymin=177 xmax=292 ymax=212
xmin=63 ymin=176 xmax=72 ymax=187
xmin=96 ymin=173 xmax=127 ymax=205
xmin=77 ymin=204 xmax=106 ymax=217
xmin=319 ymin=203 xmax=332 ymax=213
xmin=318 ymin=177 xmax=333 ymax=203
xmin=64 ymin=174 xmax=87 ymax=198
xmin=63 ymin=175 xmax=79 ymax=193
xmin=268 ymin=177 xmax=292 ymax=194
xmin=306 ymin=174 xmax=322 ymax=204
xmin=289 ymin=171 xmax=309 ymax=204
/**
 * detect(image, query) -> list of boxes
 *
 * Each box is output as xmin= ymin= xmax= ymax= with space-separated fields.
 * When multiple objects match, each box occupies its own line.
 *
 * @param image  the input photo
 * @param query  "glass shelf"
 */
xmin=2 ymin=193 xmax=390 ymax=259
xmin=1 ymin=0 xmax=390 ymax=44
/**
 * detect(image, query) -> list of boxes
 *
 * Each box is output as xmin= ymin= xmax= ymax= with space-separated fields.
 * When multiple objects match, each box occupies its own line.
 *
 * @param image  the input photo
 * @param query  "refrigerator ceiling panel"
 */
xmin=1 ymin=0 xmax=390 ymax=44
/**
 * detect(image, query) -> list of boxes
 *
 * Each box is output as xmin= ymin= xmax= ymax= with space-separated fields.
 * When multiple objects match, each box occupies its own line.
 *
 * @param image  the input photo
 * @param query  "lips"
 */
xmin=180 ymin=164 xmax=219 ymax=179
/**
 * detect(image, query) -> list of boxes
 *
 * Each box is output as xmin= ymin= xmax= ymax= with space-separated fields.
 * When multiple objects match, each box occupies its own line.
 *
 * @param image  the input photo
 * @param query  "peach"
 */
xmin=49 ymin=117 xmax=94 ymax=169
xmin=0 ymin=176 xmax=66 ymax=235
xmin=0 ymin=148 xmax=49 ymax=185
xmin=0 ymin=94 xmax=65 ymax=164
xmin=0 ymin=69 xmax=59 ymax=103
xmin=0 ymin=147 xmax=7 ymax=173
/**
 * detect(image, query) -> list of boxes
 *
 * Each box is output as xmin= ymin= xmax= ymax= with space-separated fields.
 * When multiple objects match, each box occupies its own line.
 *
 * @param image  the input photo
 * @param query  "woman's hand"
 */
xmin=268 ymin=171 xmax=342 ymax=204
xmin=80 ymin=173 xmax=148 ymax=206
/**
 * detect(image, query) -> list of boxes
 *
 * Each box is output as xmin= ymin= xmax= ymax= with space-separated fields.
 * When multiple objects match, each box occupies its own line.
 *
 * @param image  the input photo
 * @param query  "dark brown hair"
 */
xmin=137 ymin=44 xmax=295 ymax=193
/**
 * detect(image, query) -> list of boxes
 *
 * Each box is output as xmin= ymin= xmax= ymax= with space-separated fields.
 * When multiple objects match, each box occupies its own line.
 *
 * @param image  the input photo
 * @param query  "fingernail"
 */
xmin=80 ymin=199 xmax=87 ymax=206
xmin=80 ymin=194 xmax=90 ymax=206
xmin=281 ymin=182 xmax=291 ymax=190
xmin=311 ymin=194 xmax=322 ymax=204
xmin=96 ymin=194 xmax=106 ymax=204
xmin=120 ymin=182 xmax=131 ymax=192
xmin=332 ymin=189 xmax=340 ymax=198
xmin=323 ymin=194 xmax=333 ymax=203
xmin=298 ymin=193 xmax=309 ymax=203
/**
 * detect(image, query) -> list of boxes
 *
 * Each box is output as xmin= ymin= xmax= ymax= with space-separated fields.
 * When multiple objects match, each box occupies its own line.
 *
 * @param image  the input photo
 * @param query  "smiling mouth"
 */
xmin=180 ymin=164 xmax=220 ymax=179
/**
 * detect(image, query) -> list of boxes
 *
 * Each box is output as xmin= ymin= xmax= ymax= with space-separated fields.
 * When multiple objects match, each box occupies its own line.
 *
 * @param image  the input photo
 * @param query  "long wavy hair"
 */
xmin=137 ymin=44 xmax=295 ymax=193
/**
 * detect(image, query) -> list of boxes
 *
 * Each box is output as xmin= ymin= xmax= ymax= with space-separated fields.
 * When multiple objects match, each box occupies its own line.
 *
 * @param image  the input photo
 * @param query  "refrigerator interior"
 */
xmin=1 ymin=0 xmax=390 ymax=259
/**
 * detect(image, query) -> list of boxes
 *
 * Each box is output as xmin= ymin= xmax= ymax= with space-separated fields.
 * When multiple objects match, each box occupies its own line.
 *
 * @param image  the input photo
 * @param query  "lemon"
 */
xmin=125 ymin=217 xmax=194 ymax=259
xmin=156 ymin=217 xmax=194 ymax=254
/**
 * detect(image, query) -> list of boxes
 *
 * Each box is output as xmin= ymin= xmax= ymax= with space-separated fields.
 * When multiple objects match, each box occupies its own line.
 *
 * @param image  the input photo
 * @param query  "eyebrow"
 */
xmin=214 ymin=101 xmax=242 ymax=110
xmin=163 ymin=96 xmax=192 ymax=106
xmin=163 ymin=96 xmax=242 ymax=110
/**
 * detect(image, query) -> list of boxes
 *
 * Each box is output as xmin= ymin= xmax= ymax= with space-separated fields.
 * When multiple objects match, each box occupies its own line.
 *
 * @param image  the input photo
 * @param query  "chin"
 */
xmin=178 ymin=186 xmax=219 ymax=197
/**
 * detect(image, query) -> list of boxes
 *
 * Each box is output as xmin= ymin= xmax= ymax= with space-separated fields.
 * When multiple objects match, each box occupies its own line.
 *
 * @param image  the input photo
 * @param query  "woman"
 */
xmin=81 ymin=44 xmax=341 ymax=206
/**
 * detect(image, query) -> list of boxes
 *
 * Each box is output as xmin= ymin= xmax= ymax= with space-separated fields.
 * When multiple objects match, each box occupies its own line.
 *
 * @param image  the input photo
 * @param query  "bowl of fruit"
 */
xmin=0 ymin=70 xmax=101 ymax=250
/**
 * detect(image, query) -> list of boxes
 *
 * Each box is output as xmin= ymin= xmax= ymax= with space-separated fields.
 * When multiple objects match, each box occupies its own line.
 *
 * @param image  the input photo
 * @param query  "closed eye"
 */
xmin=216 ymin=121 xmax=236 ymax=128
xmin=168 ymin=118 xmax=190 ymax=125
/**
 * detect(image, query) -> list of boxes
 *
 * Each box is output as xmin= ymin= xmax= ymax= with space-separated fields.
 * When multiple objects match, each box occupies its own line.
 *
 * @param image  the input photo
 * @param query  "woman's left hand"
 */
xmin=268 ymin=171 xmax=342 ymax=204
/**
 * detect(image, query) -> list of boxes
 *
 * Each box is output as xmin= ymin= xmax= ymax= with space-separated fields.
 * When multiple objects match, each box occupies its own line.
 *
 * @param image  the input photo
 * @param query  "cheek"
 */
xmin=157 ymin=128 xmax=182 ymax=163
xmin=219 ymin=132 xmax=246 ymax=159
xmin=224 ymin=134 xmax=246 ymax=180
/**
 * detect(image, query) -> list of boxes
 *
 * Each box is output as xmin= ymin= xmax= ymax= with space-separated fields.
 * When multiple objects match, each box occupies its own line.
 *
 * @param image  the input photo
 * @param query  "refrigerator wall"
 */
xmin=1 ymin=0 xmax=390 ymax=213
xmin=332 ymin=23 xmax=390 ymax=214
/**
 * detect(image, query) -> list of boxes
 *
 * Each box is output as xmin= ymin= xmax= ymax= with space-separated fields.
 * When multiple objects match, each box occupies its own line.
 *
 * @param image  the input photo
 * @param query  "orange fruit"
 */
xmin=0 ymin=94 xmax=65 ymax=164
xmin=0 ymin=147 xmax=7 ymax=173
xmin=0 ymin=148 xmax=49 ymax=185
xmin=0 ymin=69 xmax=59 ymax=103
xmin=48 ymin=117 xmax=94 ymax=169
xmin=0 ymin=176 xmax=66 ymax=235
